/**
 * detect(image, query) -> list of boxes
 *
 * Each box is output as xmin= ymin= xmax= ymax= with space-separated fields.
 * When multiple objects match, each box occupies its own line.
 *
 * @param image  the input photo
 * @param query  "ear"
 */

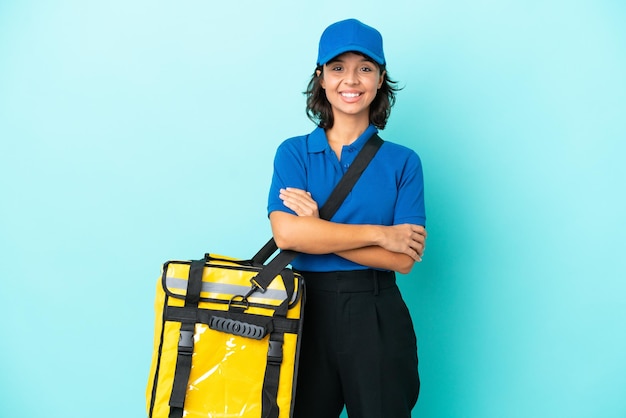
xmin=378 ymin=70 xmax=386 ymax=89
xmin=316 ymin=69 xmax=325 ymax=89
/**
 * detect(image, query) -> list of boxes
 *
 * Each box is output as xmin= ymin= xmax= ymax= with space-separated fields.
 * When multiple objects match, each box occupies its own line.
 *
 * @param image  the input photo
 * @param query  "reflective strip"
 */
xmin=166 ymin=276 xmax=289 ymax=302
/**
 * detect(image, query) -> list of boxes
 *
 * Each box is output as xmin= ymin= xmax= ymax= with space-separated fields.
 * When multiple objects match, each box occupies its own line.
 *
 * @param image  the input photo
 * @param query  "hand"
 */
xmin=379 ymin=224 xmax=427 ymax=262
xmin=279 ymin=188 xmax=319 ymax=217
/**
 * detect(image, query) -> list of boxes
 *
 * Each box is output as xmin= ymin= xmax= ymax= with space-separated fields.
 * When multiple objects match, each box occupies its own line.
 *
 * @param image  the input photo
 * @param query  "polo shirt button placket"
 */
xmin=344 ymin=147 xmax=355 ymax=170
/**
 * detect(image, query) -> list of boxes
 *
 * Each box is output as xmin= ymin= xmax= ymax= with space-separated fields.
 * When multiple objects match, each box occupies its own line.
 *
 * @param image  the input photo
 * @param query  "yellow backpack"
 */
xmin=146 ymin=253 xmax=305 ymax=418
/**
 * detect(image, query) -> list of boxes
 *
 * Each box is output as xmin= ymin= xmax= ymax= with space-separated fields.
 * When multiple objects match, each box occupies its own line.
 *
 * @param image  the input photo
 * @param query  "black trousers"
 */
xmin=293 ymin=270 xmax=419 ymax=418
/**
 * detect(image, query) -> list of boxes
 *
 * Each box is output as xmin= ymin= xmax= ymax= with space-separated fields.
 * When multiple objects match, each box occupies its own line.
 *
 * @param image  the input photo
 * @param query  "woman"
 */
xmin=267 ymin=18 xmax=427 ymax=418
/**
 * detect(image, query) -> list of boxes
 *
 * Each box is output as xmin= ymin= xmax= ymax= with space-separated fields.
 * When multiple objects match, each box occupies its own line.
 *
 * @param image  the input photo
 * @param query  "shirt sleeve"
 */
xmin=393 ymin=151 xmax=426 ymax=227
xmin=267 ymin=137 xmax=308 ymax=216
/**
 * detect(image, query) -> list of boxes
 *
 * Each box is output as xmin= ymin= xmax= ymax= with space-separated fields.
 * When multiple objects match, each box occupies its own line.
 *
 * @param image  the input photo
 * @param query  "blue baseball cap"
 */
xmin=317 ymin=19 xmax=386 ymax=66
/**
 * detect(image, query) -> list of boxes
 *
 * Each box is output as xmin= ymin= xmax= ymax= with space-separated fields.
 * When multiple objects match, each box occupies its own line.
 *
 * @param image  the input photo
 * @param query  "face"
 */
xmin=318 ymin=52 xmax=385 ymax=123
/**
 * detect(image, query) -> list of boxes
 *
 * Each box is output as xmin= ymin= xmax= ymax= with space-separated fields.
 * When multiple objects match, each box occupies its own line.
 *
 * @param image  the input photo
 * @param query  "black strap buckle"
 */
xmin=178 ymin=329 xmax=194 ymax=355
xmin=267 ymin=340 xmax=283 ymax=365
xmin=249 ymin=278 xmax=267 ymax=293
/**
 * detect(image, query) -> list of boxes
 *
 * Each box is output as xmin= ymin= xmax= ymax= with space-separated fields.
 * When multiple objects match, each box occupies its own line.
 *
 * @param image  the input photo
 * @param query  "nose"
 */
xmin=344 ymin=68 xmax=359 ymax=85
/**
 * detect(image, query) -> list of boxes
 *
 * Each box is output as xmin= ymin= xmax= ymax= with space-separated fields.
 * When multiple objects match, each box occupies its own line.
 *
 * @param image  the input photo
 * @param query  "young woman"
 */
xmin=267 ymin=19 xmax=427 ymax=418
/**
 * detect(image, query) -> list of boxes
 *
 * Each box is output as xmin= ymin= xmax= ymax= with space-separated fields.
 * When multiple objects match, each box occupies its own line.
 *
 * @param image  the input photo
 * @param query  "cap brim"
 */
xmin=317 ymin=45 xmax=385 ymax=66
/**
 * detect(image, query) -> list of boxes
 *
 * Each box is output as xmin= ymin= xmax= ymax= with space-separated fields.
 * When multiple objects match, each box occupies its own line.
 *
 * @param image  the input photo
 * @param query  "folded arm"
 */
xmin=336 ymin=246 xmax=418 ymax=274
xmin=271 ymin=188 xmax=426 ymax=274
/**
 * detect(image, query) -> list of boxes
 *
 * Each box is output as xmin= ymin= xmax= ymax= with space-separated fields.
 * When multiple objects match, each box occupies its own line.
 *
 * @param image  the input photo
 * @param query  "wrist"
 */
xmin=369 ymin=224 xmax=385 ymax=247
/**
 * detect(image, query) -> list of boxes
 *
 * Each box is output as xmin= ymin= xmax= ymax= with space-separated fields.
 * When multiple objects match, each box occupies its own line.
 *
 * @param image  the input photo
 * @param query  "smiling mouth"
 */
xmin=341 ymin=92 xmax=362 ymax=98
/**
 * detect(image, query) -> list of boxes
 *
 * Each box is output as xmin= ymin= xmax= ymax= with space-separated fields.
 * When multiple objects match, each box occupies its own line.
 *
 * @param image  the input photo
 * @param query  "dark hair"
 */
xmin=305 ymin=54 xmax=401 ymax=130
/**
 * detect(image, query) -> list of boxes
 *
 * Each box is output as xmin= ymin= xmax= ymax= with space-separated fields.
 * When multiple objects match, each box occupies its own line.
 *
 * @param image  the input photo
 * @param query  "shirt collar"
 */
xmin=308 ymin=124 xmax=379 ymax=154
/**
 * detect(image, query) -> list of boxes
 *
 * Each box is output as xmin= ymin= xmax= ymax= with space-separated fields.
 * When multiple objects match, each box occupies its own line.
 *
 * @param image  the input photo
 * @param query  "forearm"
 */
xmin=270 ymin=211 xmax=383 ymax=254
xmin=336 ymin=246 xmax=416 ymax=274
xmin=270 ymin=207 xmax=426 ymax=261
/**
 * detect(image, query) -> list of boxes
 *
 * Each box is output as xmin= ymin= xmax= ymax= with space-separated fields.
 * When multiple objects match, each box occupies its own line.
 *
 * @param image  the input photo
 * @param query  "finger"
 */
xmin=281 ymin=199 xmax=300 ymax=212
xmin=279 ymin=189 xmax=295 ymax=201
xmin=290 ymin=195 xmax=315 ymax=211
xmin=413 ymin=225 xmax=427 ymax=236
xmin=291 ymin=193 xmax=318 ymax=213
xmin=280 ymin=188 xmax=306 ymax=197
xmin=410 ymin=237 xmax=425 ymax=256
xmin=281 ymin=192 xmax=311 ymax=207
xmin=412 ymin=248 xmax=422 ymax=262
xmin=411 ymin=234 xmax=425 ymax=249
xmin=281 ymin=194 xmax=318 ymax=217
xmin=409 ymin=242 xmax=423 ymax=261
xmin=283 ymin=189 xmax=316 ymax=205
xmin=285 ymin=187 xmax=310 ymax=197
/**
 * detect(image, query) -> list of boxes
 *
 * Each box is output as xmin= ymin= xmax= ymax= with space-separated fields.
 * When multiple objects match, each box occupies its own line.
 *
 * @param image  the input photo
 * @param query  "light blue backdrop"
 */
xmin=1 ymin=1 xmax=624 ymax=417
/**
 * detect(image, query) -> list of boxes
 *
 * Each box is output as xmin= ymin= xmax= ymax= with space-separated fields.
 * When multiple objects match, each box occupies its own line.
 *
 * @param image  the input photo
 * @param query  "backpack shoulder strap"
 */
xmin=250 ymin=133 xmax=384 ymax=290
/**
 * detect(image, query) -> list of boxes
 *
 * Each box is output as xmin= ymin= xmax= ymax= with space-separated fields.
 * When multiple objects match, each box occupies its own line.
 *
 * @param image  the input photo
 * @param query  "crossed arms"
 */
xmin=270 ymin=188 xmax=427 ymax=274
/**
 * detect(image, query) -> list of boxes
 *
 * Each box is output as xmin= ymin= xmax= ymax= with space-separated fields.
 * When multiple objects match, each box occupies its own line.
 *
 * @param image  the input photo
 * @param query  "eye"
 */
xmin=330 ymin=65 xmax=343 ymax=71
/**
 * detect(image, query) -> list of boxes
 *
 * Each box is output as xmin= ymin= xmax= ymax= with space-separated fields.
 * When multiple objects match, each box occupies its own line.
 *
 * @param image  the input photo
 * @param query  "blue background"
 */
xmin=1 ymin=1 xmax=625 ymax=417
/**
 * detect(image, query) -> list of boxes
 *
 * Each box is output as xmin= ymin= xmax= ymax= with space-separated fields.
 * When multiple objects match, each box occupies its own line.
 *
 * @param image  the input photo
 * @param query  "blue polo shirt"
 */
xmin=267 ymin=124 xmax=426 ymax=272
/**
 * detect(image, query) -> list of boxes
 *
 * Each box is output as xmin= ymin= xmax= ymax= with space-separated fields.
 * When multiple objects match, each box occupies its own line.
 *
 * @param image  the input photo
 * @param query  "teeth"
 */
xmin=341 ymin=92 xmax=361 ymax=98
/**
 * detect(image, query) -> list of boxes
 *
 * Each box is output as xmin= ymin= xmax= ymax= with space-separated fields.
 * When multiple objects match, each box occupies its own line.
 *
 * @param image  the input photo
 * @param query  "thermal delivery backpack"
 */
xmin=146 ymin=252 xmax=305 ymax=418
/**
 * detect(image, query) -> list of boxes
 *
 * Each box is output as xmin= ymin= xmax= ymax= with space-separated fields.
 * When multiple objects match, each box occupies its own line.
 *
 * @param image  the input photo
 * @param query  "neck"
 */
xmin=326 ymin=114 xmax=370 ymax=146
